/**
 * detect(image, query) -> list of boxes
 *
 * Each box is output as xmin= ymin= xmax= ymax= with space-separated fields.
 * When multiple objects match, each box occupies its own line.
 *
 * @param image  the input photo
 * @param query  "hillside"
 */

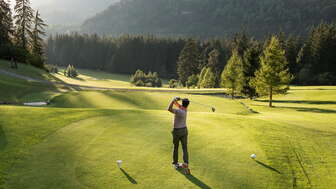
xmin=81 ymin=0 xmax=336 ymax=38
xmin=33 ymin=0 xmax=119 ymax=25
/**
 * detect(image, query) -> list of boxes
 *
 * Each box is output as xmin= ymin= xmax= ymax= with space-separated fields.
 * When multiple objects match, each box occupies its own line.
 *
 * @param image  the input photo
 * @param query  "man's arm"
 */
xmin=168 ymin=97 xmax=180 ymax=113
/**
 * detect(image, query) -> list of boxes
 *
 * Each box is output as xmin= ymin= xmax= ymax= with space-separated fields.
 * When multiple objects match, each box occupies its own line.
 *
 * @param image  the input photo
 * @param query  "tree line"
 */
xmin=47 ymin=34 xmax=185 ymax=78
xmin=0 ymin=0 xmax=47 ymax=68
xmin=47 ymin=22 xmax=336 ymax=88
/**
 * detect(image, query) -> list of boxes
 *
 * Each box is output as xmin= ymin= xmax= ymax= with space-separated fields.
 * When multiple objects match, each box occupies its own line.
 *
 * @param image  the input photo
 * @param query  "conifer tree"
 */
xmin=14 ymin=0 xmax=34 ymax=51
xmin=30 ymin=10 xmax=47 ymax=56
xmin=251 ymin=36 xmax=293 ymax=107
xmin=241 ymin=40 xmax=262 ymax=99
xmin=0 ymin=0 xmax=13 ymax=45
xmin=177 ymin=39 xmax=200 ymax=85
xmin=197 ymin=66 xmax=207 ymax=88
xmin=28 ymin=10 xmax=47 ymax=68
xmin=199 ymin=68 xmax=216 ymax=88
xmin=220 ymin=50 xmax=243 ymax=99
xmin=186 ymin=74 xmax=199 ymax=88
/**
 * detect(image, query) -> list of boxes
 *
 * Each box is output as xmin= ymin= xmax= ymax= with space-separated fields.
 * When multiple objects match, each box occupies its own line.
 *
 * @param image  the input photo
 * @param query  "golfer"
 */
xmin=168 ymin=97 xmax=190 ymax=169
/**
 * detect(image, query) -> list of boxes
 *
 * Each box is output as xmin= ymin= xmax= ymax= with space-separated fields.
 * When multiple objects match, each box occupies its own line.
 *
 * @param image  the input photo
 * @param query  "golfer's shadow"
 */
xmin=120 ymin=168 xmax=138 ymax=184
xmin=176 ymin=169 xmax=211 ymax=189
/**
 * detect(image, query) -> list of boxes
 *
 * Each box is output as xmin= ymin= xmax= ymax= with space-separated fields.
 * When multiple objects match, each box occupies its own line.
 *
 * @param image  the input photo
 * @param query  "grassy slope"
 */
xmin=1 ymin=60 xmax=336 ymax=188
xmin=53 ymin=68 xmax=133 ymax=88
xmin=0 ymin=60 xmax=58 ymax=82
xmin=54 ymin=67 xmax=172 ymax=88
xmin=0 ymin=86 xmax=335 ymax=188
xmin=0 ymin=60 xmax=72 ymax=103
xmin=0 ymin=74 xmax=61 ymax=103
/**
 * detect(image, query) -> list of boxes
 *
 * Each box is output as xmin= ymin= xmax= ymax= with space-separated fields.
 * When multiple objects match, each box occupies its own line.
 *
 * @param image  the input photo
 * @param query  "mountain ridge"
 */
xmin=80 ymin=0 xmax=336 ymax=38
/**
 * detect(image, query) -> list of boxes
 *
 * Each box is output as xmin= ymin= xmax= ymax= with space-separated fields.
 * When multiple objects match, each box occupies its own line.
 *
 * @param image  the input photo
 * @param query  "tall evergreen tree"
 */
xmin=251 ymin=36 xmax=293 ymax=107
xmin=285 ymin=35 xmax=302 ymax=78
xmin=207 ymin=49 xmax=220 ymax=73
xmin=14 ymin=0 xmax=34 ymax=51
xmin=241 ymin=40 xmax=262 ymax=99
xmin=0 ymin=0 xmax=13 ymax=45
xmin=30 ymin=10 xmax=47 ymax=57
xmin=199 ymin=67 xmax=216 ymax=88
xmin=197 ymin=66 xmax=207 ymax=88
xmin=232 ymin=32 xmax=249 ymax=57
xmin=220 ymin=50 xmax=243 ymax=99
xmin=177 ymin=39 xmax=200 ymax=85
xmin=207 ymin=49 xmax=221 ymax=87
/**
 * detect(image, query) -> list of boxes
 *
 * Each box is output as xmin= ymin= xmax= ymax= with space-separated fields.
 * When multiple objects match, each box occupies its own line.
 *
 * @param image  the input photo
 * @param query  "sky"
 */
xmin=10 ymin=0 xmax=119 ymax=25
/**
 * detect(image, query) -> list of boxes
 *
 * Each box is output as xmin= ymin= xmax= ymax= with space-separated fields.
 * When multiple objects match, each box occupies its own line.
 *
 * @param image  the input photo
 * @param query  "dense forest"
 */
xmin=47 ymin=34 xmax=185 ymax=78
xmin=81 ymin=0 xmax=336 ymax=38
xmin=47 ymin=22 xmax=336 ymax=86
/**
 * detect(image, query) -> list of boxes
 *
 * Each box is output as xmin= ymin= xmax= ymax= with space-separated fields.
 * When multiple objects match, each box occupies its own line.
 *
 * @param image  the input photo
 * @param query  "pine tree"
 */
xmin=177 ymin=39 xmax=200 ymax=85
xmin=199 ymin=68 xmax=216 ymax=88
xmin=220 ymin=50 xmax=243 ymax=99
xmin=251 ymin=36 xmax=293 ymax=107
xmin=0 ymin=0 xmax=13 ymax=45
xmin=197 ymin=66 xmax=207 ymax=88
xmin=30 ymin=10 xmax=47 ymax=56
xmin=186 ymin=74 xmax=199 ymax=88
xmin=14 ymin=0 xmax=34 ymax=51
xmin=207 ymin=49 xmax=221 ymax=86
xmin=232 ymin=32 xmax=249 ymax=57
xmin=241 ymin=40 xmax=262 ymax=99
xmin=28 ymin=10 xmax=47 ymax=68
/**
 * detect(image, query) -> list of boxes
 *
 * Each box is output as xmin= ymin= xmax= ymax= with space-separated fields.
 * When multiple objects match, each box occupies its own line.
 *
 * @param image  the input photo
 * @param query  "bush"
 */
xmin=169 ymin=79 xmax=179 ymax=88
xmin=45 ymin=64 xmax=59 ymax=73
xmin=135 ymin=80 xmax=145 ymax=86
xmin=64 ymin=64 xmax=78 ymax=78
xmin=186 ymin=74 xmax=199 ymax=88
xmin=131 ymin=69 xmax=162 ymax=87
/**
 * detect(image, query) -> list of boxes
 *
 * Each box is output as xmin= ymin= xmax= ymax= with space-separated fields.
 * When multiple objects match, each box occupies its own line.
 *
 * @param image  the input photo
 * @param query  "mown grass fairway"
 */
xmin=1 ymin=61 xmax=336 ymax=188
xmin=0 ymin=84 xmax=336 ymax=188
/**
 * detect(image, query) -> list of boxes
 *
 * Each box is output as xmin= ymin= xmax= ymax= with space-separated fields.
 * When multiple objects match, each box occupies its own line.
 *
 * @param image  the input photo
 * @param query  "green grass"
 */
xmin=1 ymin=61 xmax=336 ymax=188
xmin=53 ymin=70 xmax=132 ymax=88
xmin=0 ymin=74 xmax=55 ymax=103
xmin=0 ymin=60 xmax=58 ymax=82
xmin=0 ymin=86 xmax=335 ymax=188
xmin=50 ymin=90 xmax=247 ymax=114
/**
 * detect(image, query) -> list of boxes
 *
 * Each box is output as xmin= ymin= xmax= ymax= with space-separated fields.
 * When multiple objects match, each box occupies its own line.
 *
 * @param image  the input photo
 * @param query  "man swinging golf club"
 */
xmin=168 ymin=97 xmax=191 ymax=175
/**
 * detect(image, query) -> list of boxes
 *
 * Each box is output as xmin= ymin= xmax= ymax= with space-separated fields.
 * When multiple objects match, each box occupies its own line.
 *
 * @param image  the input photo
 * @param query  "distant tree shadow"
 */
xmin=255 ymin=160 xmax=281 ymax=174
xmin=252 ymin=104 xmax=336 ymax=114
xmin=176 ymin=169 xmax=211 ymax=189
xmin=279 ymin=106 xmax=336 ymax=114
xmin=255 ymin=100 xmax=336 ymax=105
xmin=0 ymin=126 xmax=7 ymax=150
xmin=120 ymin=168 xmax=138 ymax=184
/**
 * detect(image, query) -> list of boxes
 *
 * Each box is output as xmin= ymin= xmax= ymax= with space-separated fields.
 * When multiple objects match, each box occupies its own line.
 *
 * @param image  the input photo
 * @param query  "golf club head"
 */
xmin=211 ymin=107 xmax=216 ymax=112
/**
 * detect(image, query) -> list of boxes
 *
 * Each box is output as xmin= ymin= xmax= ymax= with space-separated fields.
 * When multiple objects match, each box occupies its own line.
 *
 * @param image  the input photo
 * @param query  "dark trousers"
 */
xmin=172 ymin=127 xmax=189 ymax=164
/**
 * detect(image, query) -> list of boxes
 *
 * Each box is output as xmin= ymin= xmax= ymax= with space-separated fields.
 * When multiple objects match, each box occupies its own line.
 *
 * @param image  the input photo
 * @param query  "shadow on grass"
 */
xmin=255 ymin=160 xmax=281 ymax=174
xmin=252 ymin=104 xmax=336 ymax=114
xmin=255 ymin=100 xmax=336 ymax=105
xmin=0 ymin=125 xmax=7 ymax=150
xmin=295 ymin=107 xmax=336 ymax=114
xmin=176 ymin=169 xmax=211 ymax=189
xmin=120 ymin=168 xmax=138 ymax=184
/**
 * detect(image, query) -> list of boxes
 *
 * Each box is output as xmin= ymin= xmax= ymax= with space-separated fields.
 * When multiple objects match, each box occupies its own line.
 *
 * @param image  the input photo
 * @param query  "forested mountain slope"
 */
xmin=81 ymin=0 xmax=336 ymax=38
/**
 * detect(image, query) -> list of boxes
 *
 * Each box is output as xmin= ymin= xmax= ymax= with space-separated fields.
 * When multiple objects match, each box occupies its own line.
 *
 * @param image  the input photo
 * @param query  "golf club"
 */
xmin=189 ymin=100 xmax=216 ymax=112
